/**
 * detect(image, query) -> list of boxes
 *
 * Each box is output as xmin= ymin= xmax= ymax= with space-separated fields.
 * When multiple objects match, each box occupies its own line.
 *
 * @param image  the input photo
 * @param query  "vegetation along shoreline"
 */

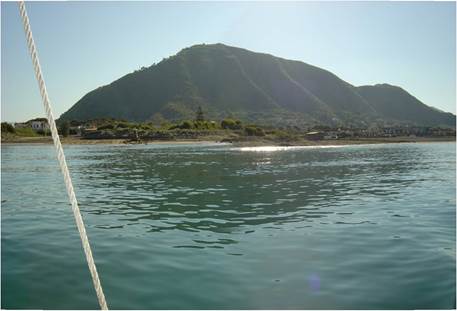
xmin=2 ymin=116 xmax=455 ymax=146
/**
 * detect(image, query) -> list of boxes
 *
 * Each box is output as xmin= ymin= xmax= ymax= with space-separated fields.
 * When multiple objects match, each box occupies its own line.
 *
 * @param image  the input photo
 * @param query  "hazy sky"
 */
xmin=1 ymin=1 xmax=456 ymax=122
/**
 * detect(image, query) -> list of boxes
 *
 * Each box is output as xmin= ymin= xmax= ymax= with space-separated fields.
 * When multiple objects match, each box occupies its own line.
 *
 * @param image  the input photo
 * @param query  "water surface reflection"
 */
xmin=72 ymin=143 xmax=427 ymax=248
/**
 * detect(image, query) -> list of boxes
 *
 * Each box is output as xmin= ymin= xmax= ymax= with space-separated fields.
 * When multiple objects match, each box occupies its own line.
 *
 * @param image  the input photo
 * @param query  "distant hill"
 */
xmin=59 ymin=43 xmax=455 ymax=127
xmin=356 ymin=84 xmax=455 ymax=127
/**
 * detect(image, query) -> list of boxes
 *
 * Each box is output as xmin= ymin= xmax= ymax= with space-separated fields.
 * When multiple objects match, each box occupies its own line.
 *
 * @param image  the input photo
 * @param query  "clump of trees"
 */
xmin=59 ymin=121 xmax=70 ymax=137
xmin=1 ymin=122 xmax=15 ymax=134
xmin=169 ymin=120 xmax=217 ymax=130
xmin=244 ymin=125 xmax=265 ymax=136
xmin=178 ymin=120 xmax=193 ymax=129
xmin=221 ymin=118 xmax=242 ymax=130
xmin=97 ymin=121 xmax=155 ymax=131
xmin=116 ymin=122 xmax=131 ymax=129
xmin=98 ymin=123 xmax=115 ymax=130
xmin=167 ymin=107 xmax=217 ymax=130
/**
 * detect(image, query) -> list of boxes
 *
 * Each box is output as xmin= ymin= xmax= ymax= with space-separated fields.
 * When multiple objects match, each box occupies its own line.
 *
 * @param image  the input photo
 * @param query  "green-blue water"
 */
xmin=2 ymin=142 xmax=455 ymax=309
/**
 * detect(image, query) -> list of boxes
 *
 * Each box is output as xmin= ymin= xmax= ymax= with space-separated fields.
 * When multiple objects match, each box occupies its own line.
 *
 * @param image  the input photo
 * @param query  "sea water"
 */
xmin=1 ymin=142 xmax=455 ymax=309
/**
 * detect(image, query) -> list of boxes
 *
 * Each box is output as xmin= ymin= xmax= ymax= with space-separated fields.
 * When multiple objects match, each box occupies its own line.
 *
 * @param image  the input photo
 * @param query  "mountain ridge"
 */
xmin=59 ymin=43 xmax=455 ymax=127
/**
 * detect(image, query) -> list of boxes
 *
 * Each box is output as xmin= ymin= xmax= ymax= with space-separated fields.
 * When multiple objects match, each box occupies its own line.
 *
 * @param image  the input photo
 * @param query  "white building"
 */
xmin=31 ymin=120 xmax=49 ymax=131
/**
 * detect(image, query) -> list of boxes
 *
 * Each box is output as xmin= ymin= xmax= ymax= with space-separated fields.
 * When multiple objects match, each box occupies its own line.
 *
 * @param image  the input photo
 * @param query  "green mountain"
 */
xmin=356 ymin=84 xmax=455 ymax=127
xmin=59 ymin=43 xmax=455 ymax=127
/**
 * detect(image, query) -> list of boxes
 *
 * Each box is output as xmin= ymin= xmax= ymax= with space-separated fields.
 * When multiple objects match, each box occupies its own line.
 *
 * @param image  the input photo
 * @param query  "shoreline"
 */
xmin=1 ymin=135 xmax=455 ymax=146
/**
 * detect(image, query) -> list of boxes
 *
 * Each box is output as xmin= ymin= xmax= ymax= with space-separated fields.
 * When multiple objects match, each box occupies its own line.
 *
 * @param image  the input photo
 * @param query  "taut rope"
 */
xmin=18 ymin=2 xmax=108 ymax=309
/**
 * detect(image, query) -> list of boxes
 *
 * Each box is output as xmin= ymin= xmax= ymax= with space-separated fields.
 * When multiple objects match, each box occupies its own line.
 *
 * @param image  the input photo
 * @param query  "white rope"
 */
xmin=18 ymin=2 xmax=108 ymax=309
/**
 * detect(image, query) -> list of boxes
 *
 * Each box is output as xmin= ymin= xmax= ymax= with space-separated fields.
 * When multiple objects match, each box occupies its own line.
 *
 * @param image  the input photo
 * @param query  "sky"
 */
xmin=1 ymin=1 xmax=456 ymax=122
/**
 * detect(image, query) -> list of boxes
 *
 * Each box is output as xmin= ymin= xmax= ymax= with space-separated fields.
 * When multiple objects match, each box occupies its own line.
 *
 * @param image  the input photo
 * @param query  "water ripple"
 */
xmin=1 ymin=142 xmax=455 ymax=309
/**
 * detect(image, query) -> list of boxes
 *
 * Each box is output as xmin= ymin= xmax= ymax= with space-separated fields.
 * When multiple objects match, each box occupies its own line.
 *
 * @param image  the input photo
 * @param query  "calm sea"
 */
xmin=1 ymin=142 xmax=455 ymax=309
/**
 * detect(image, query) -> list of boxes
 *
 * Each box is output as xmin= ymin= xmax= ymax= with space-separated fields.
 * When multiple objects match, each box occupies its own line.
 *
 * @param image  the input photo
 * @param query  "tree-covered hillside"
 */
xmin=59 ymin=43 xmax=455 ymax=128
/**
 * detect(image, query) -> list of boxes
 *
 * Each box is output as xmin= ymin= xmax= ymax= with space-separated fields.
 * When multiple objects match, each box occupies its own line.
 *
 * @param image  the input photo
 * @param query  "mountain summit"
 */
xmin=60 ymin=43 xmax=455 ymax=127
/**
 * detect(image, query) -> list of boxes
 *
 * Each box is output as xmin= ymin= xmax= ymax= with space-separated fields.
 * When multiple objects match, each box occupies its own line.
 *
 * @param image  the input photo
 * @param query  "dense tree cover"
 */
xmin=58 ymin=44 xmax=455 ymax=128
xmin=356 ymin=84 xmax=455 ymax=126
xmin=94 ymin=115 xmax=245 ymax=133
xmin=1 ymin=122 xmax=15 ymax=134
